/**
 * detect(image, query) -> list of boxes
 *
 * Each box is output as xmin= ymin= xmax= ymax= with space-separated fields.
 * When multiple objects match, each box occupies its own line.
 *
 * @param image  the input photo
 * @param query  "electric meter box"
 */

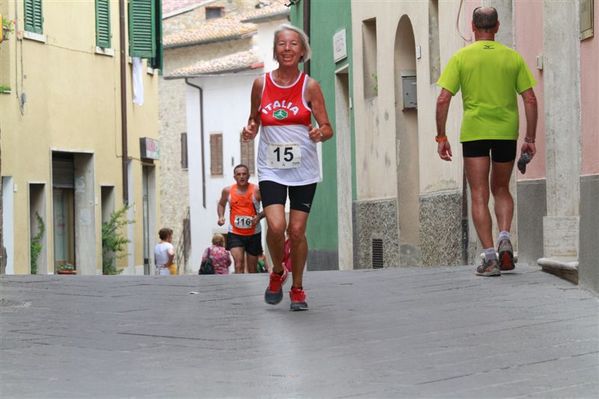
xmin=401 ymin=72 xmax=417 ymax=110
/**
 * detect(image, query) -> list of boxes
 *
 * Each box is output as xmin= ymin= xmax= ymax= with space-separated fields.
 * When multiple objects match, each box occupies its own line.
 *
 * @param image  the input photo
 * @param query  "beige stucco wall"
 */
xmin=0 ymin=0 xmax=160 ymax=274
xmin=351 ymin=1 xmax=465 ymax=201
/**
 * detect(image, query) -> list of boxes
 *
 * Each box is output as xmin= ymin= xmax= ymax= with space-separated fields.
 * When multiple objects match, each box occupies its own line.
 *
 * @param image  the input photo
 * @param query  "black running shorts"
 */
xmin=259 ymin=181 xmax=318 ymax=213
xmin=226 ymin=232 xmax=263 ymax=256
xmin=462 ymin=139 xmax=517 ymax=162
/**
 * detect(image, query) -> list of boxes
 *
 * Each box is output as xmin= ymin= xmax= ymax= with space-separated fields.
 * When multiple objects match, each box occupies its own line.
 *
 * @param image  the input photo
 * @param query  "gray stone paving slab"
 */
xmin=1 ymin=264 xmax=598 ymax=398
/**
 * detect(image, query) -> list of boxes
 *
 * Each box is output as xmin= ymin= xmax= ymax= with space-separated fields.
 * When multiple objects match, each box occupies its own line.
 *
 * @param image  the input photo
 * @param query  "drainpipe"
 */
xmin=185 ymin=79 xmax=207 ymax=208
xmin=302 ymin=0 xmax=310 ymax=75
xmin=119 ymin=0 xmax=129 ymax=204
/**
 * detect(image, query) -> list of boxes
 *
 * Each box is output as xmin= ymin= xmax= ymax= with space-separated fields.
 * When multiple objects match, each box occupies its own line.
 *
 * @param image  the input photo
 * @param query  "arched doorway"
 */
xmin=394 ymin=15 xmax=420 ymax=266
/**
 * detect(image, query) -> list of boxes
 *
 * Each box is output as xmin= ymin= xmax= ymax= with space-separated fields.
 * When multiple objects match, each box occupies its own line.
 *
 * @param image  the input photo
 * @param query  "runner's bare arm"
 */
xmin=436 ymin=88 xmax=453 ymax=161
xmin=252 ymin=187 xmax=264 ymax=227
xmin=305 ymin=78 xmax=333 ymax=142
xmin=217 ymin=187 xmax=230 ymax=226
xmin=520 ymin=88 xmax=538 ymax=157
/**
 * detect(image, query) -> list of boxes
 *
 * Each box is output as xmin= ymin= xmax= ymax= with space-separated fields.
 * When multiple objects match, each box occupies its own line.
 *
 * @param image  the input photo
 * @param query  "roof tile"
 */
xmin=167 ymin=50 xmax=263 ymax=78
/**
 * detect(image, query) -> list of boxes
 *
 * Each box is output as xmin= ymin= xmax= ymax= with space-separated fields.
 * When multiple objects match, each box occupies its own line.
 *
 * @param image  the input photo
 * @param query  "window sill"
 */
xmin=23 ymin=31 xmax=46 ymax=43
xmin=95 ymin=47 xmax=115 ymax=57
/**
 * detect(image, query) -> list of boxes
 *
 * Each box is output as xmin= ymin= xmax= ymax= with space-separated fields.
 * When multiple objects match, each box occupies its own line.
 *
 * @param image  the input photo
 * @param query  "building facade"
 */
xmin=291 ymin=0 xmax=597 ymax=293
xmin=0 ymin=0 xmax=163 ymax=275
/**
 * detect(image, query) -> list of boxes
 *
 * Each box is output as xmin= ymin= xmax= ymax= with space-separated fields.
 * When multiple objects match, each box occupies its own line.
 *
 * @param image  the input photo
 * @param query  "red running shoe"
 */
xmin=264 ymin=268 xmax=288 ymax=305
xmin=289 ymin=287 xmax=308 ymax=311
xmin=498 ymin=239 xmax=515 ymax=271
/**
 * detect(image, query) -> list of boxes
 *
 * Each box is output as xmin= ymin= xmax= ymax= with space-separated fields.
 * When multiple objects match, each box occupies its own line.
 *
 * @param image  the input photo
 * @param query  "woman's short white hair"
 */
xmin=272 ymin=23 xmax=312 ymax=63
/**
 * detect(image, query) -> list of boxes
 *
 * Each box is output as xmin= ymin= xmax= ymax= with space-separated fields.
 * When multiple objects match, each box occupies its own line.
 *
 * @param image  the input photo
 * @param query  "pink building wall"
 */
xmin=514 ymin=1 xmax=545 ymax=180
xmin=580 ymin=8 xmax=599 ymax=175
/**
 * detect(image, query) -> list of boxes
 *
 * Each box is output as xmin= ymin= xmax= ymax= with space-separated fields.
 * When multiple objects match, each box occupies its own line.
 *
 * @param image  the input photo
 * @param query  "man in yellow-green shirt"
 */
xmin=435 ymin=6 xmax=538 ymax=277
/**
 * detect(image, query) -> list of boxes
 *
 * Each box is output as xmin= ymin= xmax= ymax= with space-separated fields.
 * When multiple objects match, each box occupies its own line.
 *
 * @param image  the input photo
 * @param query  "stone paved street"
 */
xmin=1 ymin=264 xmax=598 ymax=398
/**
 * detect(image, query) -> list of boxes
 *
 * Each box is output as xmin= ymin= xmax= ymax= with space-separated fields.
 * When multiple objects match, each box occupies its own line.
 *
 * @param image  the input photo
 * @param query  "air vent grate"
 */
xmin=372 ymin=238 xmax=384 ymax=269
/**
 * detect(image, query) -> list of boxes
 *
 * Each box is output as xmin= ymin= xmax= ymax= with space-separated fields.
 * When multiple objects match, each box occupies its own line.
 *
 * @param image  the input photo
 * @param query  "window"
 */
xmin=210 ymin=133 xmax=223 ymax=176
xmin=180 ymin=133 xmax=188 ymax=169
xmin=362 ymin=18 xmax=378 ymax=98
xmin=581 ymin=0 xmax=594 ymax=40
xmin=240 ymin=139 xmax=255 ymax=175
xmin=24 ymin=0 xmax=43 ymax=34
xmin=129 ymin=0 xmax=163 ymax=70
xmin=206 ymin=7 xmax=224 ymax=19
xmin=96 ymin=0 xmax=111 ymax=48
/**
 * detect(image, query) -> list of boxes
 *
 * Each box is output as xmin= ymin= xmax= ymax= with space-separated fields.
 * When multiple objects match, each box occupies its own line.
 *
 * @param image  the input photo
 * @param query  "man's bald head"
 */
xmin=473 ymin=6 xmax=498 ymax=30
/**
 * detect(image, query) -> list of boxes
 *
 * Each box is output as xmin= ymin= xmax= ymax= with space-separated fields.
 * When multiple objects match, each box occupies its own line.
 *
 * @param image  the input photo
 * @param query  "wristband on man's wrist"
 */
xmin=435 ymin=135 xmax=448 ymax=143
xmin=524 ymin=136 xmax=535 ymax=143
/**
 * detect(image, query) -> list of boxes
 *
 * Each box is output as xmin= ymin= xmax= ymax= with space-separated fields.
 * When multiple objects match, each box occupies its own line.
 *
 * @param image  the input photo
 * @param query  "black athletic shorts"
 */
xmin=226 ymin=232 xmax=263 ymax=256
xmin=462 ymin=140 xmax=517 ymax=162
xmin=259 ymin=181 xmax=318 ymax=213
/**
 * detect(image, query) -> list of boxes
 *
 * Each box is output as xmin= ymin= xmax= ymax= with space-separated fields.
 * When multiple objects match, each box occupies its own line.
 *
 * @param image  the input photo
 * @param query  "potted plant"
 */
xmin=102 ymin=205 xmax=133 ymax=275
xmin=1 ymin=15 xmax=14 ymax=43
xmin=57 ymin=263 xmax=76 ymax=275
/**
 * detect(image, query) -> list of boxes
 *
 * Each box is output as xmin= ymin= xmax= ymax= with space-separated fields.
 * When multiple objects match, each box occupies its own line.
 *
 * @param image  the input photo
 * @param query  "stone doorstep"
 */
xmin=538 ymin=257 xmax=579 ymax=285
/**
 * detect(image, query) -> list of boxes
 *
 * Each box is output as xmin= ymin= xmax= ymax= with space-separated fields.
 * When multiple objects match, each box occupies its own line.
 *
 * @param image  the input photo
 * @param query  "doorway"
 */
xmin=142 ymin=165 xmax=156 ymax=275
xmin=52 ymin=153 xmax=76 ymax=272
xmin=335 ymin=66 xmax=353 ymax=270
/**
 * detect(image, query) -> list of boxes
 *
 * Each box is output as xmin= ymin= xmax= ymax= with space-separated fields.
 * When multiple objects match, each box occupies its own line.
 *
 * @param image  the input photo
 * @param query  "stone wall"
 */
xmin=158 ymin=78 xmax=190 ymax=272
xmin=419 ymin=191 xmax=463 ymax=266
xmin=353 ymin=199 xmax=400 ymax=269
xmin=579 ymin=175 xmax=599 ymax=294
xmin=516 ymin=179 xmax=547 ymax=265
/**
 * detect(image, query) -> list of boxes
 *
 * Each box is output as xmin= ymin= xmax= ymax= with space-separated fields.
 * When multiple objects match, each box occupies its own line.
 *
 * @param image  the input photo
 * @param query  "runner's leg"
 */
xmin=229 ymin=247 xmax=246 ymax=273
xmin=245 ymin=253 xmax=258 ymax=273
xmin=491 ymin=159 xmax=515 ymax=233
xmin=264 ymin=204 xmax=286 ymax=274
xmin=464 ymin=156 xmax=494 ymax=249
xmin=287 ymin=209 xmax=310 ymax=288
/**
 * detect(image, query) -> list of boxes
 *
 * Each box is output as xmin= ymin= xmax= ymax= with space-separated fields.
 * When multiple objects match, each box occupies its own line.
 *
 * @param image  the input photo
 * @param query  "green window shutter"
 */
xmin=129 ymin=0 xmax=155 ymax=58
xmin=150 ymin=0 xmax=163 ymax=71
xmin=24 ymin=0 xmax=43 ymax=34
xmin=96 ymin=0 xmax=111 ymax=48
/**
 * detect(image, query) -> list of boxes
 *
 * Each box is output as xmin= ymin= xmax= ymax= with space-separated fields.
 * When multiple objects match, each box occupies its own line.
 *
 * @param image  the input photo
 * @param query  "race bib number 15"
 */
xmin=267 ymin=143 xmax=301 ymax=169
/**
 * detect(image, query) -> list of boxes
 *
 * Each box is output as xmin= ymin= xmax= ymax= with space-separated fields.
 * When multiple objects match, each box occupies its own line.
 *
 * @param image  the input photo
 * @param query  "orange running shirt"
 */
xmin=228 ymin=183 xmax=261 ymax=236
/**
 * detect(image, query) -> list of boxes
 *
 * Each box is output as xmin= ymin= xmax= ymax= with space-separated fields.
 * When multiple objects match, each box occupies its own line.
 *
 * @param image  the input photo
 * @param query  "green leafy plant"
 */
xmin=102 ymin=205 xmax=133 ymax=275
xmin=2 ymin=16 xmax=14 ymax=32
xmin=58 ymin=263 xmax=75 ymax=271
xmin=1 ymin=15 xmax=14 ymax=43
xmin=30 ymin=212 xmax=45 ymax=275
xmin=0 ymin=85 xmax=11 ymax=94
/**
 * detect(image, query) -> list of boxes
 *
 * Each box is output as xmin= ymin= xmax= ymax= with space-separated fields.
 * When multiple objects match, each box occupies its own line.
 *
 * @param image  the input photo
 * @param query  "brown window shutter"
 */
xmin=210 ymin=133 xmax=223 ymax=176
xmin=180 ymin=133 xmax=188 ymax=169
